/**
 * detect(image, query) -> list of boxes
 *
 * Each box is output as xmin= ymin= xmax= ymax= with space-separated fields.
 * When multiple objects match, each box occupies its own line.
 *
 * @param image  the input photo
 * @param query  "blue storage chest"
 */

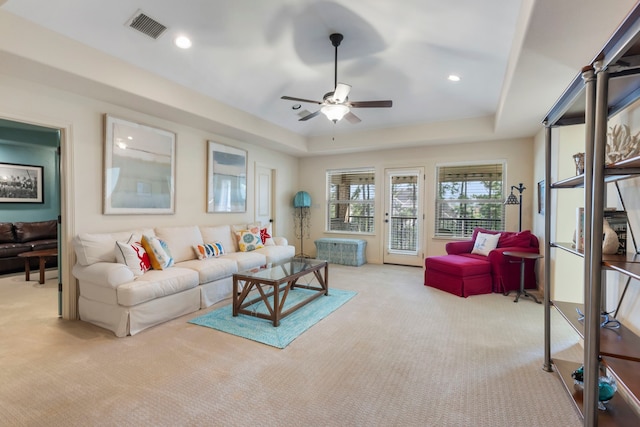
xmin=314 ymin=238 xmax=367 ymax=266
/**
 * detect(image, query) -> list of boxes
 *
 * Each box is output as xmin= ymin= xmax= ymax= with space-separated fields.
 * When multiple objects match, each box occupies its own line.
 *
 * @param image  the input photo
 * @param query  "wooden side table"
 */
xmin=17 ymin=248 xmax=58 ymax=284
xmin=503 ymin=251 xmax=543 ymax=304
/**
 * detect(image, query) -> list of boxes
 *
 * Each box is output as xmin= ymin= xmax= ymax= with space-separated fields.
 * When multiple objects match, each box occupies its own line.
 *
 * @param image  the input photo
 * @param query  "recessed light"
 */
xmin=292 ymin=104 xmax=301 ymax=110
xmin=448 ymin=75 xmax=461 ymax=82
xmin=175 ymin=35 xmax=192 ymax=49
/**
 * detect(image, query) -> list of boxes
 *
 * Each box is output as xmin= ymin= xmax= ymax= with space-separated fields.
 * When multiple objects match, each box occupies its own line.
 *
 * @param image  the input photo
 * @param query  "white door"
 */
xmin=255 ymin=164 xmax=274 ymax=231
xmin=383 ymin=168 xmax=425 ymax=266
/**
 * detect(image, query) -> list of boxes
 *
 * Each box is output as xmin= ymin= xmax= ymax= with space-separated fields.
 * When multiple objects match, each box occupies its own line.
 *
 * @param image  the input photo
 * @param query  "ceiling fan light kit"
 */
xmin=321 ymin=104 xmax=350 ymax=122
xmin=281 ymin=33 xmax=392 ymax=124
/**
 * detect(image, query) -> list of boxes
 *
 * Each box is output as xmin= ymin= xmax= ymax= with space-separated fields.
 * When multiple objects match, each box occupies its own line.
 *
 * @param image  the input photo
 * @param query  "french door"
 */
xmin=383 ymin=168 xmax=424 ymax=266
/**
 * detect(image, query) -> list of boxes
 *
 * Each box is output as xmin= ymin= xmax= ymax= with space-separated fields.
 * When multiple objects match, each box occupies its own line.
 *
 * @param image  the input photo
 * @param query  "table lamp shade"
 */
xmin=293 ymin=191 xmax=311 ymax=208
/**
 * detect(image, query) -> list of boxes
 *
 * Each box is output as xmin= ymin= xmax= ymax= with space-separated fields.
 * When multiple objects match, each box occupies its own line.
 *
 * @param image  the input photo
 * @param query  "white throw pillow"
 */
xmin=471 ymin=232 xmax=501 ymax=256
xmin=115 ymin=240 xmax=151 ymax=276
xmin=192 ymin=242 xmax=225 ymax=260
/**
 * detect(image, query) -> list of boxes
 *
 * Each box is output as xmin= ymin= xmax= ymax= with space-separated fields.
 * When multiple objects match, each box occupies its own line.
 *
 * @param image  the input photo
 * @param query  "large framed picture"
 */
xmin=0 ymin=163 xmax=44 ymax=203
xmin=207 ymin=141 xmax=247 ymax=213
xmin=104 ymin=115 xmax=176 ymax=214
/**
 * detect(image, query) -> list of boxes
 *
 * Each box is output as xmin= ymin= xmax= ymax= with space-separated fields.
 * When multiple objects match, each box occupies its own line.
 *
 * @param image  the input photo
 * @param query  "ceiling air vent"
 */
xmin=127 ymin=10 xmax=167 ymax=40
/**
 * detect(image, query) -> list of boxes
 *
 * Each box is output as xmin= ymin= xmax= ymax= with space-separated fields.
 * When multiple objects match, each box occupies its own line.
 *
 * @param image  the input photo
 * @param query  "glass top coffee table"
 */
xmin=232 ymin=257 xmax=328 ymax=326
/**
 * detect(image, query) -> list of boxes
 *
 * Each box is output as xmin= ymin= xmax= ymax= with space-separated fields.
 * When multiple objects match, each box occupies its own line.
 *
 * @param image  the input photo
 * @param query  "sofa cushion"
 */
xmin=74 ymin=229 xmax=154 ymax=266
xmin=177 ymin=257 xmax=238 ymax=284
xmin=14 ymin=220 xmax=57 ymax=243
xmin=471 ymin=232 xmax=500 ymax=256
xmin=254 ymin=245 xmax=295 ymax=264
xmin=200 ymin=225 xmax=237 ymax=254
xmin=0 ymin=242 xmax=33 ymax=257
xmin=116 ymin=267 xmax=199 ymax=306
xmin=0 ymin=223 xmax=15 ymax=243
xmin=30 ymin=239 xmax=58 ymax=251
xmin=154 ymin=226 xmax=203 ymax=263
xmin=222 ymin=251 xmax=267 ymax=271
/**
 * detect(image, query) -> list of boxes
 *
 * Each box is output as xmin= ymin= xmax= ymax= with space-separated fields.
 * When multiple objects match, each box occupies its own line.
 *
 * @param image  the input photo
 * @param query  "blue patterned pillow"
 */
xmin=141 ymin=235 xmax=174 ymax=270
xmin=193 ymin=242 xmax=225 ymax=260
xmin=235 ymin=227 xmax=264 ymax=252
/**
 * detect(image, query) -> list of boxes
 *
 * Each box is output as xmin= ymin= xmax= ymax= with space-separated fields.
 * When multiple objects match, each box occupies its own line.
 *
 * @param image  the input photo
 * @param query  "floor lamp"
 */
xmin=505 ymin=183 xmax=525 ymax=231
xmin=293 ymin=191 xmax=311 ymax=258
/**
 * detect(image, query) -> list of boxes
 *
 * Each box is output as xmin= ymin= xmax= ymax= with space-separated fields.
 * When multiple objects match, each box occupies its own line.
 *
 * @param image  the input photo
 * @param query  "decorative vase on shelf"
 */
xmin=571 ymin=364 xmax=617 ymax=411
xmin=573 ymin=152 xmax=585 ymax=175
xmin=597 ymin=375 xmax=617 ymax=410
xmin=607 ymin=124 xmax=640 ymax=164
xmin=602 ymin=219 xmax=620 ymax=255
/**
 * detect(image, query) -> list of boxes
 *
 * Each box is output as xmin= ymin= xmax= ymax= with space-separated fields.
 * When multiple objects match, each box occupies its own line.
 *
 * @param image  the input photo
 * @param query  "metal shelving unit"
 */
xmin=543 ymin=4 xmax=640 ymax=426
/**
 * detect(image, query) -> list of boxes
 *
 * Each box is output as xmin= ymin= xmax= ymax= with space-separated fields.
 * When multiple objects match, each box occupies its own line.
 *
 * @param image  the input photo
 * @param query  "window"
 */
xmin=327 ymin=168 xmax=375 ymax=233
xmin=435 ymin=163 xmax=505 ymax=238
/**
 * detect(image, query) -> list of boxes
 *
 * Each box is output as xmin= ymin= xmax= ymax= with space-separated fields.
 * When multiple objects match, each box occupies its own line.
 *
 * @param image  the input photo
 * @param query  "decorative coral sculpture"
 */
xmin=607 ymin=124 xmax=640 ymax=164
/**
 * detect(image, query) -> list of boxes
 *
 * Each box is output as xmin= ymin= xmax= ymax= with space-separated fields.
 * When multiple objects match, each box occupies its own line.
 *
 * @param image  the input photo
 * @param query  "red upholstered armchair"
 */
xmin=445 ymin=228 xmax=540 ymax=294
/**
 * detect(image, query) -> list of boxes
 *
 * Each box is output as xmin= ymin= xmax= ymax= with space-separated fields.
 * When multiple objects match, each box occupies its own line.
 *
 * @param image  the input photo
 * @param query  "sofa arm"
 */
xmin=72 ymin=262 xmax=135 ymax=288
xmin=446 ymin=240 xmax=474 ymax=254
xmin=488 ymin=247 xmax=540 ymax=292
xmin=273 ymin=236 xmax=289 ymax=246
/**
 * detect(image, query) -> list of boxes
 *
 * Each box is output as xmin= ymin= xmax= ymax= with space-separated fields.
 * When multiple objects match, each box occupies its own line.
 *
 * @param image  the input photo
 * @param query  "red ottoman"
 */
xmin=424 ymin=255 xmax=492 ymax=297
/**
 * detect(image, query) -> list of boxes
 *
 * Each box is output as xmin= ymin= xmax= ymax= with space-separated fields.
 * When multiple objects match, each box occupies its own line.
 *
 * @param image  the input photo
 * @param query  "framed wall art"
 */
xmin=207 ymin=141 xmax=247 ymax=213
xmin=538 ymin=180 xmax=545 ymax=215
xmin=0 ymin=163 xmax=44 ymax=203
xmin=104 ymin=115 xmax=176 ymax=214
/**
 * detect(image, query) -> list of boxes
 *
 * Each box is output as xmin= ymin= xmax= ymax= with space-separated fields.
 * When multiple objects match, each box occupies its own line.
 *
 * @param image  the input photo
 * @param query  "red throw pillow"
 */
xmin=471 ymin=227 xmax=532 ymax=248
xmin=498 ymin=230 xmax=532 ymax=247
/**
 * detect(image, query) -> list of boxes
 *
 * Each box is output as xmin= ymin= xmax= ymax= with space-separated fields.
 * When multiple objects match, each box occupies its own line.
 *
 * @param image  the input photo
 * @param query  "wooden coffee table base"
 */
xmin=17 ymin=248 xmax=58 ymax=284
xmin=233 ymin=259 xmax=329 ymax=327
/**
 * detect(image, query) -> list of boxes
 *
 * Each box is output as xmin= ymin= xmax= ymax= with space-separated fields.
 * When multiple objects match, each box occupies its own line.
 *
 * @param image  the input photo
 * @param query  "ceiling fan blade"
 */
xmin=349 ymin=100 xmax=393 ymax=108
xmin=299 ymin=110 xmax=321 ymax=121
xmin=332 ymin=83 xmax=351 ymax=103
xmin=281 ymin=96 xmax=322 ymax=105
xmin=345 ymin=111 xmax=361 ymax=124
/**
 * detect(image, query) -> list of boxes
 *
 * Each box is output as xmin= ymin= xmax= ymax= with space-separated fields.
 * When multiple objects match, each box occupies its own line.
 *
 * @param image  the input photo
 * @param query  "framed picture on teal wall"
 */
xmin=0 ymin=162 xmax=44 ymax=203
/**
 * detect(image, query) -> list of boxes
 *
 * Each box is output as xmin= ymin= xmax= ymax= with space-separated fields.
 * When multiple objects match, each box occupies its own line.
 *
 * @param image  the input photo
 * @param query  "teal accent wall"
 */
xmin=0 ymin=123 xmax=60 ymax=223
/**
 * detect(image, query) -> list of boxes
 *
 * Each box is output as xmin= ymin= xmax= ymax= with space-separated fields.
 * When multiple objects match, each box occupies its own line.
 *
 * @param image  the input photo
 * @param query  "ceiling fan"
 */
xmin=281 ymin=33 xmax=393 ymax=124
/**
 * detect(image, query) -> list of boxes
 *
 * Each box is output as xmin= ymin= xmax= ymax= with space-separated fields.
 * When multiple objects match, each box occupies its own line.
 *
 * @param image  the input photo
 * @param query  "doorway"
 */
xmin=0 ymin=118 xmax=62 ymax=314
xmin=383 ymin=167 xmax=424 ymax=266
xmin=255 ymin=164 xmax=275 ymax=232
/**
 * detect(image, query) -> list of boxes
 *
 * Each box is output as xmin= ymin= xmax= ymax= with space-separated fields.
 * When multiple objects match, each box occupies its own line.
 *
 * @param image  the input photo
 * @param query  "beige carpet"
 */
xmin=0 ymin=264 xmax=583 ymax=427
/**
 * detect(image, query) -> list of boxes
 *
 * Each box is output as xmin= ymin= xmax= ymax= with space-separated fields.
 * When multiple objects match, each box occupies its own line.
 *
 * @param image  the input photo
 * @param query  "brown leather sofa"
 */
xmin=0 ymin=219 xmax=58 ymax=274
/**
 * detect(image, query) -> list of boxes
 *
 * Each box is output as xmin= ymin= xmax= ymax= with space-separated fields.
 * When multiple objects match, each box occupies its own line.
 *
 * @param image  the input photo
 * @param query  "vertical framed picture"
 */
xmin=207 ymin=141 xmax=247 ymax=213
xmin=538 ymin=180 xmax=545 ymax=215
xmin=0 ymin=163 xmax=44 ymax=203
xmin=103 ymin=115 xmax=176 ymax=214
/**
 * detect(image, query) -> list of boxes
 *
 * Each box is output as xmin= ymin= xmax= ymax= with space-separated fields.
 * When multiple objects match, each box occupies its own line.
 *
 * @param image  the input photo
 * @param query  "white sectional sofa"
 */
xmin=72 ymin=223 xmax=295 ymax=337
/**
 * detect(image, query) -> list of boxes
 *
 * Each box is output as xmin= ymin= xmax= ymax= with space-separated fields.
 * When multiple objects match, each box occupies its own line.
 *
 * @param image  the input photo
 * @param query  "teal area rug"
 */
xmin=189 ymin=288 xmax=357 ymax=349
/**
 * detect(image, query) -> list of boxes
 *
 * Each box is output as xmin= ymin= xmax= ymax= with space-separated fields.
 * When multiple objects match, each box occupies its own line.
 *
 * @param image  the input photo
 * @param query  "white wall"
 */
xmin=299 ymin=137 xmax=535 ymax=264
xmin=0 ymin=73 xmax=299 ymax=319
